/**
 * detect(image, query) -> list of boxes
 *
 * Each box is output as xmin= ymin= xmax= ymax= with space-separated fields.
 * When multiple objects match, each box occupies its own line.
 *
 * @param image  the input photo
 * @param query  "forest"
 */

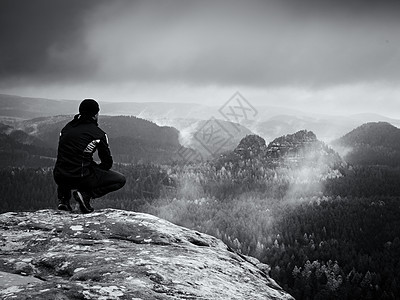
xmin=1 ymin=160 xmax=400 ymax=300
xmin=2 ymin=119 xmax=400 ymax=299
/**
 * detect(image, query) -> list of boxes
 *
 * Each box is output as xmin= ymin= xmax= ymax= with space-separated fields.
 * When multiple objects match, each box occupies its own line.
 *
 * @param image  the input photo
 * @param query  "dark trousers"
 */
xmin=55 ymin=167 xmax=126 ymax=201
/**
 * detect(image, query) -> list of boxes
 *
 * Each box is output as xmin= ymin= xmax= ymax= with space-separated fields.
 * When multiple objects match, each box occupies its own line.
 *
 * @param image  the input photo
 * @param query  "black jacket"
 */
xmin=54 ymin=115 xmax=113 ymax=180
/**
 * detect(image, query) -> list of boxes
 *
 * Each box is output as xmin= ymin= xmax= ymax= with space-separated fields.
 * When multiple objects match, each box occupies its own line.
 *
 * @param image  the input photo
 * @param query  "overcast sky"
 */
xmin=0 ymin=0 xmax=400 ymax=117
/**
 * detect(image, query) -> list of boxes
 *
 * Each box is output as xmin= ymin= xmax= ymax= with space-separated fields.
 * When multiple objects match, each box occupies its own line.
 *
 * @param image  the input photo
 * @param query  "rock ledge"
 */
xmin=0 ymin=209 xmax=293 ymax=299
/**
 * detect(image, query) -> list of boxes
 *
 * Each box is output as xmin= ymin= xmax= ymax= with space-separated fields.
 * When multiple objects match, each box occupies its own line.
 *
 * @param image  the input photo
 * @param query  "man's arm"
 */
xmin=97 ymin=134 xmax=113 ymax=170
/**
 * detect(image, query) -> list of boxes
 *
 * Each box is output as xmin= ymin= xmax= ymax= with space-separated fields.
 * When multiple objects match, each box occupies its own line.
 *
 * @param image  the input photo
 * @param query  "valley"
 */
xmin=1 ymin=94 xmax=400 ymax=299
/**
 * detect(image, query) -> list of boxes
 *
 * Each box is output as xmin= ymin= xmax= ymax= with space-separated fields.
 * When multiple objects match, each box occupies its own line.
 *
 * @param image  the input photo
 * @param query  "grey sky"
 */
xmin=1 ymin=0 xmax=400 ymax=117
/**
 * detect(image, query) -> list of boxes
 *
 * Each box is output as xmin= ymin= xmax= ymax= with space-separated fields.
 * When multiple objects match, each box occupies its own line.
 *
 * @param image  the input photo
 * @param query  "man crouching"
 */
xmin=53 ymin=99 xmax=126 ymax=213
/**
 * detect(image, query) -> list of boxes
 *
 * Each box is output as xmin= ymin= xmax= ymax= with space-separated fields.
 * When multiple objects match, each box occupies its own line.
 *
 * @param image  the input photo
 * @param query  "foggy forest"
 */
xmin=1 ymin=96 xmax=400 ymax=299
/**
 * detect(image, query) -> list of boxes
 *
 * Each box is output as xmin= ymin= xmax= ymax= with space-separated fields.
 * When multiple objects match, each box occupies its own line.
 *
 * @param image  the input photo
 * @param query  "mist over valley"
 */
xmin=1 ymin=92 xmax=400 ymax=298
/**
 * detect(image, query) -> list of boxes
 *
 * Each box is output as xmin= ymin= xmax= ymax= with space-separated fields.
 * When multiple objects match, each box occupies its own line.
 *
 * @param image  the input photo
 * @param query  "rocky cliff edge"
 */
xmin=0 ymin=209 xmax=293 ymax=300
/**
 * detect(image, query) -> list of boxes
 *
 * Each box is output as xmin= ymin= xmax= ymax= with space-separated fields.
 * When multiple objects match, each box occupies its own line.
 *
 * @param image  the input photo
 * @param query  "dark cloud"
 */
xmin=0 ymin=0 xmax=399 ymax=90
xmin=82 ymin=0 xmax=400 ymax=88
xmin=278 ymin=0 xmax=400 ymax=15
xmin=0 ymin=0 xmax=103 ymax=83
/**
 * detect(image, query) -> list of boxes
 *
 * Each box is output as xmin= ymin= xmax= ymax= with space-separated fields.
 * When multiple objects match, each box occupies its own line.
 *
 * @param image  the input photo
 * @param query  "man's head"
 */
xmin=79 ymin=99 xmax=100 ymax=118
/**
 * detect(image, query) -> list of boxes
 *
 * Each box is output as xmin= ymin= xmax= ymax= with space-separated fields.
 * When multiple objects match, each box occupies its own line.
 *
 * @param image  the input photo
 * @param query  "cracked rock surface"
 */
xmin=0 ymin=209 xmax=293 ymax=300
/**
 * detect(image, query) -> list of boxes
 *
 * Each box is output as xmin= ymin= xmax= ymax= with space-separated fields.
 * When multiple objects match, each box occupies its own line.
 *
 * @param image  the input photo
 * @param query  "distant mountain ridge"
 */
xmin=3 ymin=93 xmax=400 ymax=145
xmin=0 ymin=94 xmax=77 ymax=119
xmin=0 ymin=93 xmax=215 ymax=120
xmin=244 ymin=113 xmax=400 ymax=144
xmin=3 ymin=93 xmax=400 ymax=166
xmin=0 ymin=115 xmax=193 ymax=165
xmin=0 ymin=94 xmax=255 ymax=158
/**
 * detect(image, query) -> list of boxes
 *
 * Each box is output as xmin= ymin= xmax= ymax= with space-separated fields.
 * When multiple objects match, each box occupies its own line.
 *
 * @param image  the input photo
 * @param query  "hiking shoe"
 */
xmin=73 ymin=190 xmax=94 ymax=214
xmin=57 ymin=202 xmax=73 ymax=212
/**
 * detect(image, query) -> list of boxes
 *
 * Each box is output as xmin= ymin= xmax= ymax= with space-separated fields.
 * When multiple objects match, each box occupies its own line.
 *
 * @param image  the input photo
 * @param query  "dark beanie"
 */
xmin=79 ymin=99 xmax=99 ymax=116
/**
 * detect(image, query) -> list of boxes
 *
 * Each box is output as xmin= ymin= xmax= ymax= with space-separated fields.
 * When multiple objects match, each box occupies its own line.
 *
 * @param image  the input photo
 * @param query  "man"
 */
xmin=53 ymin=99 xmax=126 ymax=213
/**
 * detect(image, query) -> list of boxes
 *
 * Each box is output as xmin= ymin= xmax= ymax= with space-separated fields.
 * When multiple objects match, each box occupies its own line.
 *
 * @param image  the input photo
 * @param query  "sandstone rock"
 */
xmin=235 ymin=135 xmax=267 ymax=157
xmin=0 ymin=209 xmax=293 ymax=300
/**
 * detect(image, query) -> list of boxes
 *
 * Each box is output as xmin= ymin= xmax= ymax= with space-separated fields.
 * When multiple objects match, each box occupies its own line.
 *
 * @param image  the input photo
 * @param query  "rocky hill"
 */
xmin=0 ymin=209 xmax=293 ymax=300
xmin=213 ymin=131 xmax=344 ymax=194
xmin=266 ymin=130 xmax=342 ymax=168
xmin=333 ymin=122 xmax=400 ymax=166
xmin=335 ymin=122 xmax=400 ymax=149
xmin=234 ymin=134 xmax=267 ymax=159
xmin=218 ymin=131 xmax=343 ymax=169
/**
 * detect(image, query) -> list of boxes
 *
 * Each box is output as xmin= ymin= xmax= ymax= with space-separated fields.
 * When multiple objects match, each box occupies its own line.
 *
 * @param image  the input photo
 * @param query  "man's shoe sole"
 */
xmin=73 ymin=191 xmax=94 ymax=214
xmin=58 ymin=203 xmax=72 ymax=212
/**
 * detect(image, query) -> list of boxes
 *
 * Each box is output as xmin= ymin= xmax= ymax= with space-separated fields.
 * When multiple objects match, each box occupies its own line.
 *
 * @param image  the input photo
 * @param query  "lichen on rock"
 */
xmin=0 ymin=209 xmax=293 ymax=299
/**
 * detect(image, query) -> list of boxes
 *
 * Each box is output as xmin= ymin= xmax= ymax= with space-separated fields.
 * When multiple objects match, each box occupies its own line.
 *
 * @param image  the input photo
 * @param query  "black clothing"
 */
xmin=54 ymin=115 xmax=112 ymax=179
xmin=55 ymin=167 xmax=126 ymax=200
xmin=53 ymin=115 xmax=125 ymax=203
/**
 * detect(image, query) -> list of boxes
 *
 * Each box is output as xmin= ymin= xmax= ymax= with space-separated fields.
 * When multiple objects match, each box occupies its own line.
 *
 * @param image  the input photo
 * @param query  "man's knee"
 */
xmin=113 ymin=171 xmax=126 ymax=190
xmin=118 ymin=173 xmax=126 ymax=189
